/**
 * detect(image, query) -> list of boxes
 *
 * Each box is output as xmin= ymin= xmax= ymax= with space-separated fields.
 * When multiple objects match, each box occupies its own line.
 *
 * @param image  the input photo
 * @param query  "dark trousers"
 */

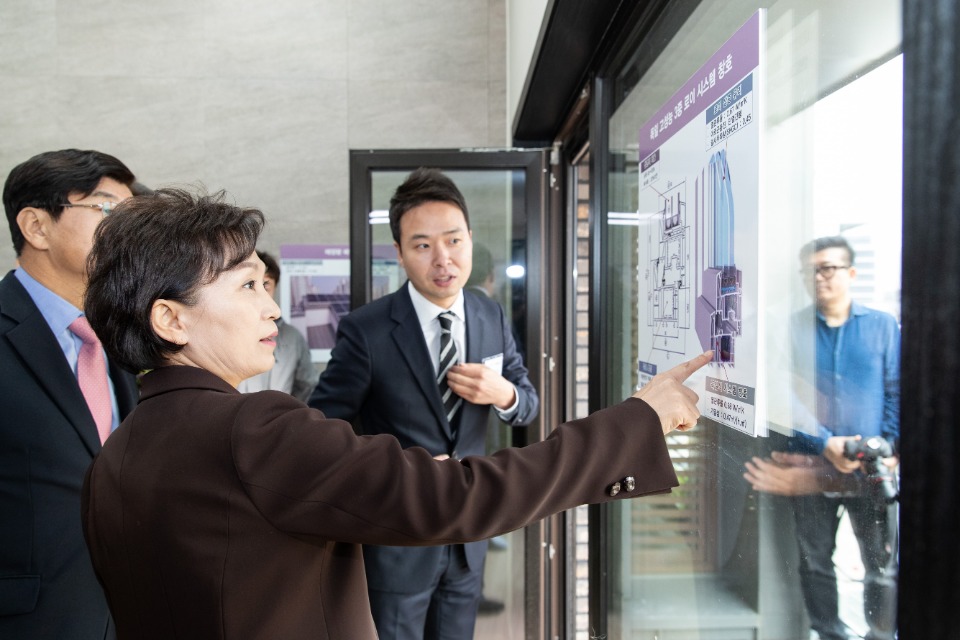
xmin=368 ymin=544 xmax=484 ymax=640
xmin=792 ymin=491 xmax=898 ymax=640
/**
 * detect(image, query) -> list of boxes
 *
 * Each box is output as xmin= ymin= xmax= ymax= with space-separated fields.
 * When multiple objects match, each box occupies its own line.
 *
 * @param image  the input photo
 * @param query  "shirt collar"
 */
xmin=815 ymin=300 xmax=869 ymax=323
xmin=848 ymin=300 xmax=869 ymax=317
xmin=14 ymin=267 xmax=83 ymax=336
xmin=407 ymin=281 xmax=465 ymax=326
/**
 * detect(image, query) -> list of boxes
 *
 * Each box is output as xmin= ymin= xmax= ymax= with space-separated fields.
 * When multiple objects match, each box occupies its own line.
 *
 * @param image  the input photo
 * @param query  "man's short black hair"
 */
xmin=466 ymin=242 xmax=493 ymax=288
xmin=388 ymin=168 xmax=469 ymax=244
xmin=3 ymin=149 xmax=135 ymax=255
xmin=799 ymin=235 xmax=855 ymax=265
xmin=257 ymin=250 xmax=280 ymax=282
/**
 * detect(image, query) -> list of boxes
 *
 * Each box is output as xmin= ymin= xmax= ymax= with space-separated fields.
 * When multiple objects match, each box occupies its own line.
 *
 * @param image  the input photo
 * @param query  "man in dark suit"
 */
xmin=309 ymin=168 xmax=539 ymax=640
xmin=0 ymin=149 xmax=140 ymax=639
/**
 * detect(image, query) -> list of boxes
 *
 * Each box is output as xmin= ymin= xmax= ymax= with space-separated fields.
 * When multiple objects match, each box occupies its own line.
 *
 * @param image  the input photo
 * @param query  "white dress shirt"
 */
xmin=406 ymin=282 xmax=518 ymax=417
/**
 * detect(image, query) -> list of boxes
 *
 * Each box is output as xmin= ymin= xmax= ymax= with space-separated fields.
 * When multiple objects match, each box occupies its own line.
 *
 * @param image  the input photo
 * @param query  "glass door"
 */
xmin=592 ymin=1 xmax=902 ymax=638
xmin=348 ymin=149 xmax=557 ymax=639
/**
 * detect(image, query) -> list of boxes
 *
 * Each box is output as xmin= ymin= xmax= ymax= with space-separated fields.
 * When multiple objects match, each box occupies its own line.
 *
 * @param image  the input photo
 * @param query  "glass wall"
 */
xmin=601 ymin=1 xmax=901 ymax=638
xmin=365 ymin=166 xmax=529 ymax=640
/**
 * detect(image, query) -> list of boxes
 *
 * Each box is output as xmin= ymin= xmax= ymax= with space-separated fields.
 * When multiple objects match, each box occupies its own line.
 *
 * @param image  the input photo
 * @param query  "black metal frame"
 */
xmin=347 ymin=147 xmax=555 ymax=636
xmin=899 ymin=2 xmax=960 ymax=637
xmin=347 ymin=147 xmax=551 ymax=418
xmin=584 ymin=3 xmax=702 ymax=635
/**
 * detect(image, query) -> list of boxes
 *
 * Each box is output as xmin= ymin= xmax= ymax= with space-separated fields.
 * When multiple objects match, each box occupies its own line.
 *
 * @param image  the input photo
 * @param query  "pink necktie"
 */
xmin=69 ymin=316 xmax=113 ymax=444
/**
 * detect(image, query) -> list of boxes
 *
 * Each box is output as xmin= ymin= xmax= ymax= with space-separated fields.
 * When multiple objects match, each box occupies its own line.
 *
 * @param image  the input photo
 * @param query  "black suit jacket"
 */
xmin=309 ymin=284 xmax=538 ymax=591
xmin=0 ymin=271 xmax=139 ymax=640
xmin=83 ymin=366 xmax=677 ymax=640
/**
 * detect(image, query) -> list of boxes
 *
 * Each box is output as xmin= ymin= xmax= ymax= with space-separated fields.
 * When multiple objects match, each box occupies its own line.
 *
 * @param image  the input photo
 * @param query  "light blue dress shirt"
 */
xmin=15 ymin=267 xmax=121 ymax=431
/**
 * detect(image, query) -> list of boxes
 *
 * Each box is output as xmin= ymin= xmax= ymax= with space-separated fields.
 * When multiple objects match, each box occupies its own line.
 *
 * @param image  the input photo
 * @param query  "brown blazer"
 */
xmin=82 ymin=366 xmax=678 ymax=640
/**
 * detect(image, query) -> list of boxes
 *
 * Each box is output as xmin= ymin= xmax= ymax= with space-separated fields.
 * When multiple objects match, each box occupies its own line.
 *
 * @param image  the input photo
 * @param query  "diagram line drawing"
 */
xmin=646 ymin=148 xmax=742 ymax=365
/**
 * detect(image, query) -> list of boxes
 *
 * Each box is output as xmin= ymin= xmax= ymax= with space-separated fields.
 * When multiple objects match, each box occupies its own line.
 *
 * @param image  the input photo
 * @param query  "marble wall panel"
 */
xmin=349 ymin=0 xmax=488 ymax=83
xmin=53 ymin=76 xmax=207 ymax=184
xmin=199 ymin=77 xmax=350 ymax=251
xmin=0 ymin=77 xmax=59 ymax=173
xmin=0 ymin=0 xmax=57 ymax=77
xmin=203 ymin=0 xmax=349 ymax=80
xmin=348 ymin=78 xmax=489 ymax=149
xmin=487 ymin=0 xmax=508 ymax=146
xmin=0 ymin=0 xmax=508 ymax=270
xmin=56 ymin=1 xmax=206 ymax=78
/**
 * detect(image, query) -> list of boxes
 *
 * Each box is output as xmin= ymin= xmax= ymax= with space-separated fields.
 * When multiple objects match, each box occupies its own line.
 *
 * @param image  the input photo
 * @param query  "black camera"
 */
xmin=843 ymin=436 xmax=898 ymax=503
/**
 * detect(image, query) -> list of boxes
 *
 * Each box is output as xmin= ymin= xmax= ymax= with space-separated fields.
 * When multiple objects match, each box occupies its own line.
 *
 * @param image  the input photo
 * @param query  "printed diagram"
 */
xmin=636 ymin=12 xmax=761 ymax=435
xmin=646 ymin=182 xmax=692 ymax=356
xmin=696 ymin=149 xmax=742 ymax=363
xmin=646 ymin=149 xmax=742 ymax=364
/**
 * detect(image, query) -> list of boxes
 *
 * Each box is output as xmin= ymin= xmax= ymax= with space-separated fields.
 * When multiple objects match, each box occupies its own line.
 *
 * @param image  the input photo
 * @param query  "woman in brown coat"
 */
xmin=81 ymin=188 xmax=710 ymax=639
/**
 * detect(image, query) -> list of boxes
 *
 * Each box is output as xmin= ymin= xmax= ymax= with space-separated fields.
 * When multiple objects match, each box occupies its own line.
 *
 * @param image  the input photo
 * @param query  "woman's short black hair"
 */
xmin=85 ymin=188 xmax=264 ymax=373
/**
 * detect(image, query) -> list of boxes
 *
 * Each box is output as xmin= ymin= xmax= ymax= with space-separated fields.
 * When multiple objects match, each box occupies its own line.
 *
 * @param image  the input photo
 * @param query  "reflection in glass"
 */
xmin=367 ymin=168 xmax=528 ymax=639
xmin=601 ymin=2 xmax=901 ymax=638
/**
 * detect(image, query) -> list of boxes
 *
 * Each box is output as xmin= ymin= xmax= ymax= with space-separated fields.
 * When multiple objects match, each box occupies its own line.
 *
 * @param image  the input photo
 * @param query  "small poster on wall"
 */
xmin=636 ymin=10 xmax=765 ymax=436
xmin=279 ymin=244 xmax=351 ymax=363
xmin=372 ymin=244 xmax=402 ymax=301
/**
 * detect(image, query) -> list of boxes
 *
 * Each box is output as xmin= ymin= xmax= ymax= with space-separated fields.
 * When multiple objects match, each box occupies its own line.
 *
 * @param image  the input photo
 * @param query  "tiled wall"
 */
xmin=0 ymin=0 xmax=508 ymax=267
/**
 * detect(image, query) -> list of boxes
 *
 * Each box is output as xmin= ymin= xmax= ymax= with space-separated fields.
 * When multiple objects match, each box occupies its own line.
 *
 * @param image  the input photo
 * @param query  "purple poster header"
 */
xmin=638 ymin=11 xmax=761 ymax=162
xmin=280 ymin=244 xmax=350 ymax=260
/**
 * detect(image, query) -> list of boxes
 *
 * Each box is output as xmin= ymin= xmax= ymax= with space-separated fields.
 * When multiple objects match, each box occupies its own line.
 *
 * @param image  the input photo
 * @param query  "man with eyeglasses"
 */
xmin=1 ymin=149 xmax=141 ymax=639
xmin=746 ymin=235 xmax=899 ymax=640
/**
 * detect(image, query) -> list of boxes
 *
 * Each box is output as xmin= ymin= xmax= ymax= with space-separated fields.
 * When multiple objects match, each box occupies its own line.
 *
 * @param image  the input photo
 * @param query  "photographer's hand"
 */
xmin=744 ymin=454 xmax=825 ymax=495
xmin=824 ymin=436 xmax=862 ymax=473
xmin=744 ymin=452 xmax=858 ymax=495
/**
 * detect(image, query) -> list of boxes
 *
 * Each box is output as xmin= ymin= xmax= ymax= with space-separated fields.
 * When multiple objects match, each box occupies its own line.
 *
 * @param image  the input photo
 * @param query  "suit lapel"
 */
xmin=389 ymin=286 xmax=451 ymax=435
xmin=460 ymin=292 xmax=491 ymax=431
xmin=463 ymin=292 xmax=487 ymax=363
xmin=1 ymin=275 xmax=102 ymax=456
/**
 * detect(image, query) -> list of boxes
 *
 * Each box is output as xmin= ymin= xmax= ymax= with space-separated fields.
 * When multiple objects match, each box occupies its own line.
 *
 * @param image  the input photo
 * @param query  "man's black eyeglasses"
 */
xmin=800 ymin=264 xmax=850 ymax=279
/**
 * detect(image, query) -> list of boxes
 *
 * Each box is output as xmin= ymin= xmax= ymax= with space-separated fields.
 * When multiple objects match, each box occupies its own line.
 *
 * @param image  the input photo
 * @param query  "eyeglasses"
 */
xmin=60 ymin=202 xmax=118 ymax=216
xmin=800 ymin=264 xmax=850 ymax=279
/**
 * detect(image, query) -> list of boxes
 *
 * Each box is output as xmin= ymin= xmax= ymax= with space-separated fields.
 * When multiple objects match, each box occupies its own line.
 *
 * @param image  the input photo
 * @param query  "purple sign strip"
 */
xmin=639 ymin=11 xmax=761 ymax=162
xmin=280 ymin=244 xmax=350 ymax=260
xmin=372 ymin=244 xmax=397 ymax=260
